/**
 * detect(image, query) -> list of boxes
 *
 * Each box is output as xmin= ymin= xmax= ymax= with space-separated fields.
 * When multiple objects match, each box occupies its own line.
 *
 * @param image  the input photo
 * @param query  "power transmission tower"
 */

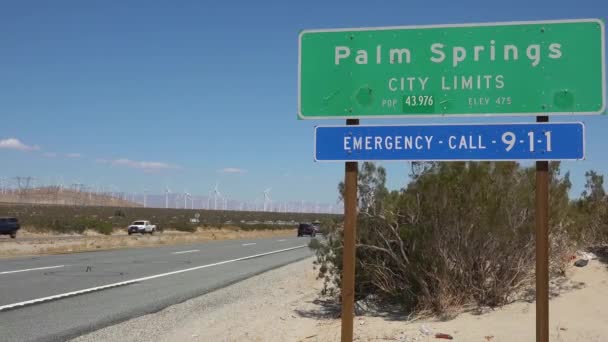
xmin=14 ymin=176 xmax=34 ymax=203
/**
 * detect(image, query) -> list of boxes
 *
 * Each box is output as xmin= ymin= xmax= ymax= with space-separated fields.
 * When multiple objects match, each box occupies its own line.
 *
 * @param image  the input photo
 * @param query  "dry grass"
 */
xmin=0 ymin=228 xmax=296 ymax=258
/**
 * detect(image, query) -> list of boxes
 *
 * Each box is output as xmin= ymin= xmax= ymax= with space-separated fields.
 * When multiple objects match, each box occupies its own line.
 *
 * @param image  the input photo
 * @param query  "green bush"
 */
xmin=308 ymin=237 xmax=322 ymax=250
xmin=94 ymin=222 xmax=114 ymax=235
xmin=67 ymin=218 xmax=114 ymax=235
xmin=319 ymin=218 xmax=337 ymax=235
xmin=171 ymin=221 xmax=197 ymax=232
xmin=238 ymin=223 xmax=291 ymax=231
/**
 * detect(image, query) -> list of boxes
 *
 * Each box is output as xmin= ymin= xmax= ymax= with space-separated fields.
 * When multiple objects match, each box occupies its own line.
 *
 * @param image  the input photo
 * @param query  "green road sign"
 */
xmin=298 ymin=19 xmax=606 ymax=119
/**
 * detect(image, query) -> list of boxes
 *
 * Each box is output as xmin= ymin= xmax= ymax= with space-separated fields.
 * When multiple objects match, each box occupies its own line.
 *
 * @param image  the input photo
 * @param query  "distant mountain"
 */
xmin=0 ymin=187 xmax=141 ymax=207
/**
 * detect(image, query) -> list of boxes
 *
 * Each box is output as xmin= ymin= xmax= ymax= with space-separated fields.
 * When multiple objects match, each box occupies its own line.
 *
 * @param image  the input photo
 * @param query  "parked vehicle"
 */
xmin=0 ymin=217 xmax=20 ymax=239
xmin=297 ymin=223 xmax=316 ymax=237
xmin=128 ymin=220 xmax=157 ymax=235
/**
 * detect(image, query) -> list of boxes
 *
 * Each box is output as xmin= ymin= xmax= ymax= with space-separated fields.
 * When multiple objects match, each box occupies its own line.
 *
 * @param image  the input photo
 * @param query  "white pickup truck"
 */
xmin=127 ymin=220 xmax=157 ymax=235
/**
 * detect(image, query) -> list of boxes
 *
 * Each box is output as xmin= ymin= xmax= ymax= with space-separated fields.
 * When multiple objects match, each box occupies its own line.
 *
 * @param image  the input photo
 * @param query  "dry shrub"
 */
xmin=317 ymin=161 xmax=576 ymax=316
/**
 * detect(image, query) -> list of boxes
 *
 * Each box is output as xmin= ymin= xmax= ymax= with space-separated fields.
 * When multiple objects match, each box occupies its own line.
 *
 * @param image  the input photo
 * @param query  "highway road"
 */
xmin=0 ymin=236 xmax=313 ymax=342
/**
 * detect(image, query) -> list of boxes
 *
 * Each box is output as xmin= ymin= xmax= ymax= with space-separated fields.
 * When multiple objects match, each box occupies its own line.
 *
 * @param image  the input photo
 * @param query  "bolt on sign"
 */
xmin=298 ymin=19 xmax=606 ymax=119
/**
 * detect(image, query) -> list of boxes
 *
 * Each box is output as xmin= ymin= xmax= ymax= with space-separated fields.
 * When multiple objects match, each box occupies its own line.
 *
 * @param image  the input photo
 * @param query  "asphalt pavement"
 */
xmin=0 ymin=235 xmax=313 ymax=342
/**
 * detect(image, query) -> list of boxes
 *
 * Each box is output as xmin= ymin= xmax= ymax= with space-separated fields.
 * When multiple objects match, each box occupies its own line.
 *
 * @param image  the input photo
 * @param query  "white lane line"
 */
xmin=172 ymin=249 xmax=200 ymax=255
xmin=0 ymin=245 xmax=307 ymax=312
xmin=241 ymin=243 xmax=256 ymax=246
xmin=277 ymin=239 xmax=287 ymax=242
xmin=0 ymin=265 xmax=65 ymax=275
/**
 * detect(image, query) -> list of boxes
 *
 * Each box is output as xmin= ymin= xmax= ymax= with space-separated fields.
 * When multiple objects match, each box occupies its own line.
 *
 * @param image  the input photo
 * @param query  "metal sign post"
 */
xmin=341 ymin=118 xmax=358 ymax=342
xmin=536 ymin=116 xmax=549 ymax=342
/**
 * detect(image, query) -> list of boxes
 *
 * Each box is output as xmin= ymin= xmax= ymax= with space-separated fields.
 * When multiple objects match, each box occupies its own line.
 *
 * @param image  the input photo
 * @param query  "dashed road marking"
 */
xmin=172 ymin=250 xmax=200 ymax=255
xmin=0 ymin=265 xmax=65 ymax=275
xmin=0 ymin=245 xmax=307 ymax=312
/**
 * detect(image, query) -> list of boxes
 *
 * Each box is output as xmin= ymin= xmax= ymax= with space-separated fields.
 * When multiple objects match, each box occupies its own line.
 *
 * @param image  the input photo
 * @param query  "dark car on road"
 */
xmin=0 ymin=217 xmax=20 ymax=239
xmin=297 ymin=223 xmax=317 ymax=237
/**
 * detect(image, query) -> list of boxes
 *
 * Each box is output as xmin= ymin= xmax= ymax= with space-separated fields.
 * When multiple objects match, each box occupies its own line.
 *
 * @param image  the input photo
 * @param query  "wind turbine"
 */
xmin=212 ymin=183 xmax=221 ymax=210
xmin=108 ymin=184 xmax=116 ymax=198
xmin=143 ymin=189 xmax=148 ymax=208
xmin=165 ymin=187 xmax=171 ymax=209
xmin=263 ymin=188 xmax=272 ymax=212
xmin=184 ymin=190 xmax=191 ymax=209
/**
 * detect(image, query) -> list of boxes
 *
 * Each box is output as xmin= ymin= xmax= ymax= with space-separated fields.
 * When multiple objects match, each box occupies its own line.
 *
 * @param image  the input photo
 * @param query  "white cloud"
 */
xmin=0 ymin=138 xmax=40 ymax=151
xmin=218 ymin=167 xmax=246 ymax=174
xmin=104 ymin=158 xmax=178 ymax=170
xmin=66 ymin=153 xmax=82 ymax=158
xmin=43 ymin=152 xmax=57 ymax=158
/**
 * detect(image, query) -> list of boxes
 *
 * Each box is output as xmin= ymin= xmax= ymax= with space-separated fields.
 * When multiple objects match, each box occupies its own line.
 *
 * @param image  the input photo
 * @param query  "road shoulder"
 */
xmin=71 ymin=257 xmax=321 ymax=342
xmin=72 ymin=258 xmax=608 ymax=342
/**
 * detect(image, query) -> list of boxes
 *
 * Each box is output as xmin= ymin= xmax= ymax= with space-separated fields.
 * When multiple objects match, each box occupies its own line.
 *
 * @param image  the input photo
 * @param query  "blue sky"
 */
xmin=0 ymin=0 xmax=606 ymax=205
